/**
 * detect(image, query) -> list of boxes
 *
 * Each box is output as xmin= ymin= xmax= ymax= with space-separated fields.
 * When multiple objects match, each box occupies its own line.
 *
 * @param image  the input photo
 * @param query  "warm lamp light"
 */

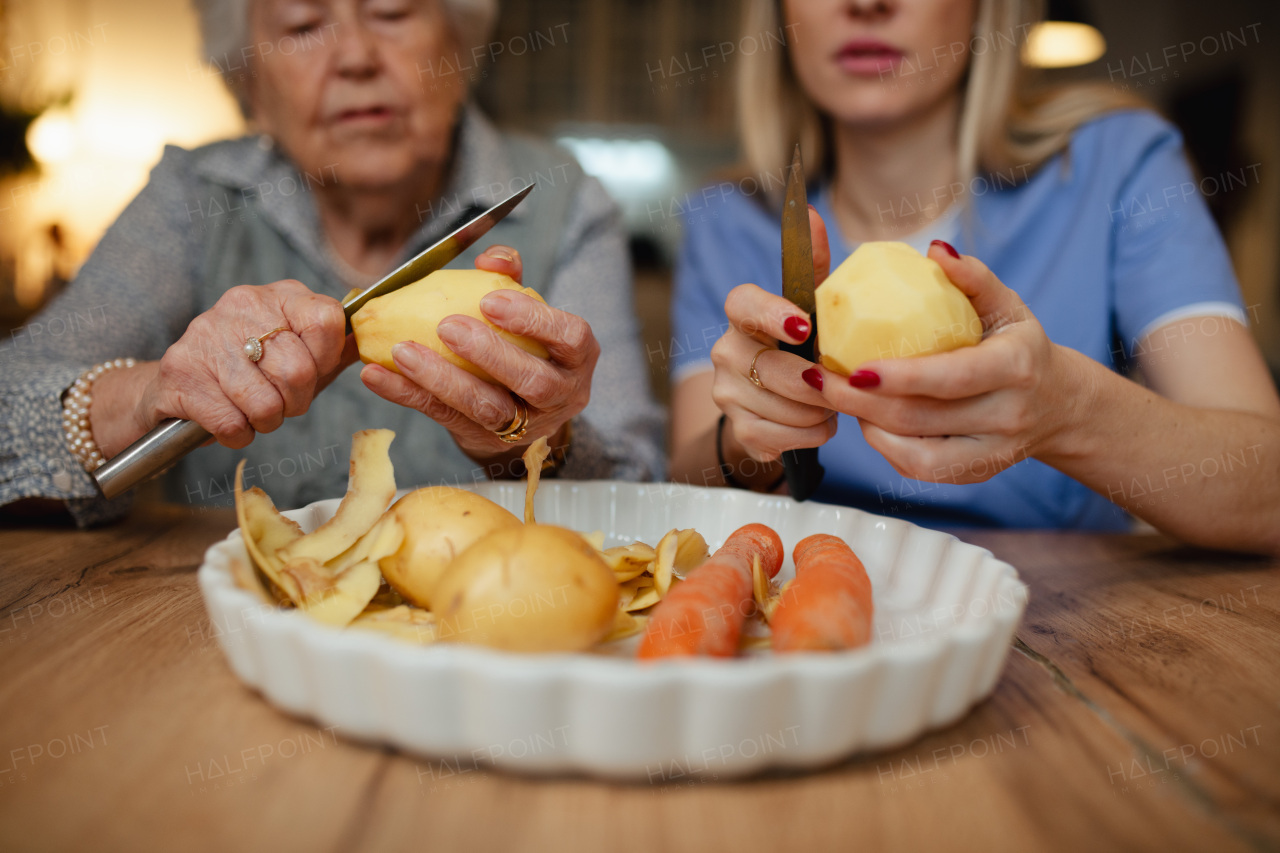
xmin=26 ymin=108 xmax=77 ymax=165
xmin=1023 ymin=21 xmax=1107 ymax=68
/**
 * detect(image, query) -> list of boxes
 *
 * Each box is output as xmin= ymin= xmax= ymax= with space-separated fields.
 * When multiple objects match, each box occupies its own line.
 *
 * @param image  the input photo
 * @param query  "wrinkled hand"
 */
xmin=811 ymin=241 xmax=1069 ymax=484
xmin=360 ymin=245 xmax=598 ymax=463
xmin=140 ymin=279 xmax=354 ymax=449
xmin=711 ymin=207 xmax=838 ymax=462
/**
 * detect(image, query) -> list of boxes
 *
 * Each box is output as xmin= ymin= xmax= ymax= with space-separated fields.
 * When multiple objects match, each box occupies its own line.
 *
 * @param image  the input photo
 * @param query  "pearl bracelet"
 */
xmin=62 ymin=358 xmax=137 ymax=473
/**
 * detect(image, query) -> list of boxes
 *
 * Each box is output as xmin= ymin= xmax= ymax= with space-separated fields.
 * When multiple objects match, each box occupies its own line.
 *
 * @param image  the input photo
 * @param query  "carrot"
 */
xmin=637 ymin=523 xmax=784 ymax=659
xmin=770 ymin=534 xmax=874 ymax=653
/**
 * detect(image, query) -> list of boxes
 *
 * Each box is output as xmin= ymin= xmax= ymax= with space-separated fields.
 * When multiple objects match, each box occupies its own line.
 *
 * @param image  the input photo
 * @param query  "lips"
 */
xmin=834 ymin=38 xmax=905 ymax=75
xmin=332 ymin=105 xmax=397 ymax=124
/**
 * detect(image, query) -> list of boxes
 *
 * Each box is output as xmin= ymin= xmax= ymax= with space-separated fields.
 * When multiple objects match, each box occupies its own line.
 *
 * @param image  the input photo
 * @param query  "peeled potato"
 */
xmin=432 ymin=525 xmax=619 ymax=652
xmin=817 ymin=241 xmax=982 ymax=375
xmin=351 ymin=268 xmax=550 ymax=384
xmin=378 ymin=486 xmax=521 ymax=609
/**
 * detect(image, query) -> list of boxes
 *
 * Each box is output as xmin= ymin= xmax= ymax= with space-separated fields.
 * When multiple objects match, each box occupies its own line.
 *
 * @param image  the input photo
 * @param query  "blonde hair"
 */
xmin=737 ymin=0 xmax=1146 ymax=201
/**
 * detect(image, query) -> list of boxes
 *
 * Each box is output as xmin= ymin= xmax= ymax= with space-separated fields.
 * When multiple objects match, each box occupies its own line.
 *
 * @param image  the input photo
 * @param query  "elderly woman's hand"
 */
xmin=133 ymin=280 xmax=352 ymax=450
xmin=360 ymin=245 xmax=599 ymax=465
xmin=810 ymin=241 xmax=1071 ymax=485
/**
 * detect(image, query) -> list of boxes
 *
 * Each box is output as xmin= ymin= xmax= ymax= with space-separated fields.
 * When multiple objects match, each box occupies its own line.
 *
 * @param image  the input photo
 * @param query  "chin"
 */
xmin=325 ymin=142 xmax=443 ymax=192
xmin=823 ymin=83 xmax=957 ymax=130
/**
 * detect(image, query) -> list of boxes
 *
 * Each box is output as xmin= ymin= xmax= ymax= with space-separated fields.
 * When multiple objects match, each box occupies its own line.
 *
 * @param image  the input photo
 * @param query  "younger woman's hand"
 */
xmin=709 ymin=207 xmax=838 ymax=463
xmin=811 ymin=240 xmax=1073 ymax=484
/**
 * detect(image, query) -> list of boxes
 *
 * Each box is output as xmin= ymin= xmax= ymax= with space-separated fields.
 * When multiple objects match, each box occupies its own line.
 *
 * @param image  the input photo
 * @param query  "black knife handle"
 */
xmin=777 ymin=334 xmax=825 ymax=501
xmin=781 ymin=447 xmax=825 ymax=502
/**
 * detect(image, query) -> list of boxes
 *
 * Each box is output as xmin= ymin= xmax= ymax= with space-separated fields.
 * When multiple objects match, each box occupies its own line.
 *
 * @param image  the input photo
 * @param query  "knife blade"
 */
xmin=92 ymin=183 xmax=535 ymax=500
xmin=777 ymin=144 xmax=826 ymax=501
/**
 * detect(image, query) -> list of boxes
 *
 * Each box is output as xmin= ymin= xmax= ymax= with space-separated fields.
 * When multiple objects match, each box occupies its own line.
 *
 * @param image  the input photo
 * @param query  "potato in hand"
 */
xmin=817 ymin=241 xmax=981 ymax=375
xmin=351 ymin=269 xmax=549 ymax=384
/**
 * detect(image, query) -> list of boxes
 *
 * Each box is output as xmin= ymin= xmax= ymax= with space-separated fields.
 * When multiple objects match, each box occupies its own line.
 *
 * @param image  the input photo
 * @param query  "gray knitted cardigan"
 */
xmin=0 ymin=105 xmax=665 ymax=525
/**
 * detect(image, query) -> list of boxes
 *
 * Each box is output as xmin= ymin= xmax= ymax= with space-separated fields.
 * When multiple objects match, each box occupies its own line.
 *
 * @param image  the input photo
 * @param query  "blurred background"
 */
xmin=1 ymin=0 xmax=1277 ymax=405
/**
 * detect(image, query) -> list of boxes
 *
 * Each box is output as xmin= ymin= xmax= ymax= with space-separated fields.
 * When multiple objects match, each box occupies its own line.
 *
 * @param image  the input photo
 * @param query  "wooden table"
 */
xmin=1 ymin=503 xmax=1277 ymax=852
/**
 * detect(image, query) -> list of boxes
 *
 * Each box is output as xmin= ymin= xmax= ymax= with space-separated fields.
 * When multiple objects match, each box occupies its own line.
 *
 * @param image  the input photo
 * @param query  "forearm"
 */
xmin=1042 ymin=347 xmax=1280 ymax=554
xmin=670 ymin=418 xmax=785 ymax=492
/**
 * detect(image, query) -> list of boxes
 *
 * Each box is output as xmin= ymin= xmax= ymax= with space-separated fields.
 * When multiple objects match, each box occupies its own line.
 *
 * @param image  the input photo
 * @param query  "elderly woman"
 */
xmin=668 ymin=0 xmax=1280 ymax=554
xmin=0 ymin=0 xmax=663 ymax=524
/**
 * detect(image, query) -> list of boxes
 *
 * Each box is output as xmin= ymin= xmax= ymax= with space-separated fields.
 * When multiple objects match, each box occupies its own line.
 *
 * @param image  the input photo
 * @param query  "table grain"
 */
xmin=0 ymin=504 xmax=1277 ymax=852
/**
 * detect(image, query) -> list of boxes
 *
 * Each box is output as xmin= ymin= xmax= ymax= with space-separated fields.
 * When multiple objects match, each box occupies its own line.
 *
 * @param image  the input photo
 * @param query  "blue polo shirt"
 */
xmin=670 ymin=110 xmax=1247 ymax=529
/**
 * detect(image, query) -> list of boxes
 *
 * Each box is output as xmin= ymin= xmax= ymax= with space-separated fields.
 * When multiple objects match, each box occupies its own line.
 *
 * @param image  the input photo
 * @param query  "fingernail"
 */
xmin=801 ymin=368 xmax=823 ymax=390
xmin=485 ymin=247 xmax=515 ymax=262
xmin=849 ymin=370 xmax=880 ymax=388
xmin=480 ymin=291 xmax=511 ymax=318
xmin=391 ymin=342 xmax=422 ymax=371
xmin=807 ymin=203 xmax=817 ymax=212
xmin=783 ymin=315 xmax=810 ymax=342
xmin=931 ymin=239 xmax=960 ymax=259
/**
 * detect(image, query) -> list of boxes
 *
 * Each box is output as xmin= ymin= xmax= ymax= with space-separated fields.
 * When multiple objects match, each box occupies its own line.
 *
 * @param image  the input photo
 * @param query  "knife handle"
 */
xmin=781 ymin=447 xmax=825 ymax=502
xmin=777 ymin=334 xmax=825 ymax=502
xmin=92 ymin=418 xmax=213 ymax=500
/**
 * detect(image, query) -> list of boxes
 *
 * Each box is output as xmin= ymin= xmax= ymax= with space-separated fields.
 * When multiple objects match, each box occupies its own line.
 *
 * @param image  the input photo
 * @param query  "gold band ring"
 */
xmin=494 ymin=395 xmax=530 ymax=443
xmin=243 ymin=326 xmax=289 ymax=363
xmin=748 ymin=346 xmax=773 ymax=389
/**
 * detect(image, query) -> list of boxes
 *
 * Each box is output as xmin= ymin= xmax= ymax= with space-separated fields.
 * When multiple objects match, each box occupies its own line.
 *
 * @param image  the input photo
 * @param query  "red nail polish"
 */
xmin=783 ymin=315 xmax=810 ymax=341
xmin=849 ymin=370 xmax=880 ymax=388
xmin=931 ymin=239 xmax=960 ymax=259
xmin=807 ymin=203 xmax=817 ymax=212
xmin=801 ymin=368 xmax=823 ymax=390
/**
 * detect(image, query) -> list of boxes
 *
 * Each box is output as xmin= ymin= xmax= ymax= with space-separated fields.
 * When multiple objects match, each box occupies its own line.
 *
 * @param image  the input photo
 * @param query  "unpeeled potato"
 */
xmin=432 ymin=525 xmax=619 ymax=652
xmin=351 ymin=269 xmax=549 ymax=384
xmin=817 ymin=241 xmax=982 ymax=375
xmin=378 ymin=486 xmax=521 ymax=609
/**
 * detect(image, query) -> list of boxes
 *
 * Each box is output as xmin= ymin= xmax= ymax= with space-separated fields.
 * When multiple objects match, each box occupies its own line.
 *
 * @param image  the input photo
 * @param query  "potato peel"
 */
xmin=233 ymin=461 xmax=302 ymax=604
xmin=350 ymin=605 xmax=437 ymax=644
xmin=277 ymin=429 xmax=397 ymax=564
xmin=326 ymin=513 xmax=405 ymax=576
xmin=292 ymin=560 xmax=383 ymax=627
xmin=600 ymin=611 xmax=648 ymax=643
xmin=521 ymin=435 xmax=552 ymax=524
xmin=673 ymin=529 xmax=709 ymax=574
xmin=622 ymin=576 xmax=661 ymax=612
xmin=602 ymin=542 xmax=656 ymax=582
xmin=652 ymin=529 xmax=679 ymax=597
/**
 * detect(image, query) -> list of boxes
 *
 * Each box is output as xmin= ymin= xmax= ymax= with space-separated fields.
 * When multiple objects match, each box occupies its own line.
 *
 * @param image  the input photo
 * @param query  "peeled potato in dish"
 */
xmin=377 ymin=486 xmax=522 ymax=610
xmin=432 ymin=525 xmax=620 ymax=653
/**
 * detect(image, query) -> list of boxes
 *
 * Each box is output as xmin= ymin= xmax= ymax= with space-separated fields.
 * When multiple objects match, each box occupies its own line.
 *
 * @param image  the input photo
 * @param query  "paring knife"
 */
xmin=778 ymin=144 xmax=826 ymax=501
xmin=92 ymin=183 xmax=535 ymax=500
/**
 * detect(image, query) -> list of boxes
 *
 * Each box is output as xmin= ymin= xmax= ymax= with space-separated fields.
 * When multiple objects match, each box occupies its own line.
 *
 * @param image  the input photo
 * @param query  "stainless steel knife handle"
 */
xmin=94 ymin=418 xmax=213 ymax=500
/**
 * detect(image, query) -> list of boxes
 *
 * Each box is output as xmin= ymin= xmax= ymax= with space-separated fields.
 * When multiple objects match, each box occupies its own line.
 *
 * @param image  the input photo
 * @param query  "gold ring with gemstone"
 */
xmin=243 ymin=326 xmax=289 ymax=363
xmin=748 ymin=346 xmax=772 ymax=389
xmin=494 ymin=395 xmax=530 ymax=443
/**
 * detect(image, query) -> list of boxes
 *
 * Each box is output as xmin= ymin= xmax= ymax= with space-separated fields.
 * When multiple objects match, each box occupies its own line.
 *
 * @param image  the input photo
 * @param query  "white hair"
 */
xmin=192 ymin=0 xmax=498 ymax=115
